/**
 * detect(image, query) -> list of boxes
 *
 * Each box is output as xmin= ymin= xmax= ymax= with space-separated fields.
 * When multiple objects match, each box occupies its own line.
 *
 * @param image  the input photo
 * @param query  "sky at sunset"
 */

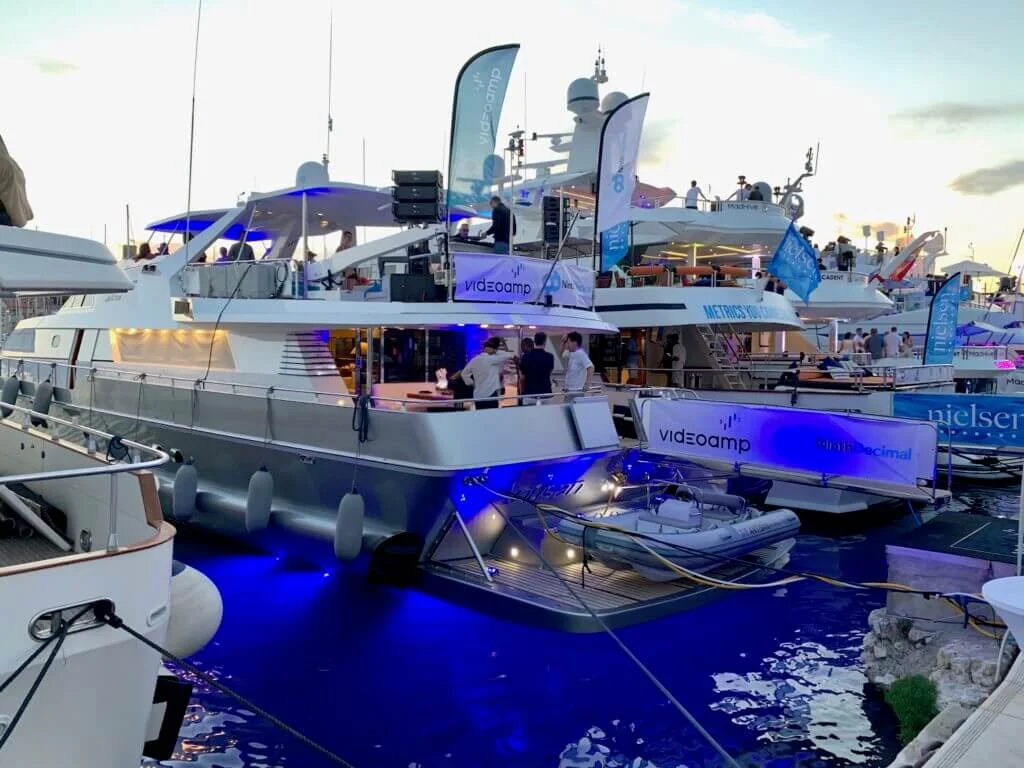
xmin=3 ymin=0 xmax=1024 ymax=269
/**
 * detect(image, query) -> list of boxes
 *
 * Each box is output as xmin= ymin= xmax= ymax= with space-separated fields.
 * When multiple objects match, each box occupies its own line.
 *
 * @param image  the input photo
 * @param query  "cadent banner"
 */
xmin=642 ymin=398 xmax=938 ymax=487
xmin=454 ymin=252 xmax=594 ymax=308
xmin=893 ymin=393 xmax=1024 ymax=453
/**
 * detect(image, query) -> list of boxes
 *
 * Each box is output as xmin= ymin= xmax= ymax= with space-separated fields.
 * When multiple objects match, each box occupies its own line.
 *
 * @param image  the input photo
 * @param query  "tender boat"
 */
xmin=554 ymin=492 xmax=800 ymax=583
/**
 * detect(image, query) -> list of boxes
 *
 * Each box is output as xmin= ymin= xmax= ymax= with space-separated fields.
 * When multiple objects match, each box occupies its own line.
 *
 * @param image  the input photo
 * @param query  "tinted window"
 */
xmin=3 ymin=328 xmax=36 ymax=353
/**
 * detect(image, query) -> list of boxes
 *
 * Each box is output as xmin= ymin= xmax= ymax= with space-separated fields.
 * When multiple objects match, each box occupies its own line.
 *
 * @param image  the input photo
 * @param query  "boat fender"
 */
xmin=334 ymin=491 xmax=364 ymax=561
xmin=245 ymin=466 xmax=273 ymax=533
xmin=0 ymin=376 xmax=19 ymax=418
xmin=166 ymin=561 xmax=223 ymax=658
xmin=30 ymin=380 xmax=53 ymax=427
xmin=172 ymin=460 xmax=199 ymax=522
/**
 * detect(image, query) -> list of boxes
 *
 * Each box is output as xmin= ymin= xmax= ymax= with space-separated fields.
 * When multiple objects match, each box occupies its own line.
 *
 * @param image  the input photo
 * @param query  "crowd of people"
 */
xmin=448 ymin=331 xmax=594 ymax=408
xmin=837 ymin=326 xmax=914 ymax=360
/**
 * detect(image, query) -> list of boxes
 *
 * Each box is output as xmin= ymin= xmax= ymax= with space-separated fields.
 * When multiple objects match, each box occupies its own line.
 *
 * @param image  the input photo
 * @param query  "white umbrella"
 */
xmin=941 ymin=259 xmax=1005 ymax=277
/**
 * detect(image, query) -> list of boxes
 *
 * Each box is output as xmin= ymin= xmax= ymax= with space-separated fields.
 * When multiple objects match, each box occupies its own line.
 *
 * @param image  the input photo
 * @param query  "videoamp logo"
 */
xmin=658 ymin=410 xmax=751 ymax=454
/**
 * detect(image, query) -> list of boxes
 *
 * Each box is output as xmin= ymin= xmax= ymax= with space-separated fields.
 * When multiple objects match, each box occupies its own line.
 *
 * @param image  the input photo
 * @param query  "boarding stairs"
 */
xmin=694 ymin=323 xmax=749 ymax=390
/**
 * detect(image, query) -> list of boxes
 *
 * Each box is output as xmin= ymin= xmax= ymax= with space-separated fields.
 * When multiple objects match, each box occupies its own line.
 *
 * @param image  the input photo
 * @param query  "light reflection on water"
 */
xmin=143 ymin=485 xmax=1012 ymax=768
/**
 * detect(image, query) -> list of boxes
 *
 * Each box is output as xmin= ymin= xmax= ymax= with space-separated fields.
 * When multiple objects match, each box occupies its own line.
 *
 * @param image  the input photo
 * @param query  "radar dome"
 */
xmin=601 ymin=91 xmax=629 ymax=113
xmin=567 ymin=78 xmax=599 ymax=116
xmin=296 ymin=161 xmax=329 ymax=187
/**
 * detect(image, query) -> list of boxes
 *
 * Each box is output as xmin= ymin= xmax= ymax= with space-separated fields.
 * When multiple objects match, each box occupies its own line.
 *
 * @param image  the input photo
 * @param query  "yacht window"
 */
xmin=3 ymin=328 xmax=35 ymax=352
xmin=111 ymin=329 xmax=235 ymax=369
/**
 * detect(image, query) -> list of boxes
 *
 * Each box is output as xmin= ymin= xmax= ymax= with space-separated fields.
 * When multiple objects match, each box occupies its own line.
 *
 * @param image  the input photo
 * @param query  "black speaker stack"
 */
xmin=391 ymin=170 xmax=443 ymax=224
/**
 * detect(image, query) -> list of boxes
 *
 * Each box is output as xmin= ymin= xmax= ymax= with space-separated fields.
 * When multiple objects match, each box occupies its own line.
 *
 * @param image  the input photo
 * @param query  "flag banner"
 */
xmin=768 ymin=221 xmax=821 ymax=303
xmin=445 ymin=45 xmax=520 ymax=211
xmin=595 ymin=93 xmax=649 ymax=271
xmin=923 ymin=272 xmax=961 ymax=365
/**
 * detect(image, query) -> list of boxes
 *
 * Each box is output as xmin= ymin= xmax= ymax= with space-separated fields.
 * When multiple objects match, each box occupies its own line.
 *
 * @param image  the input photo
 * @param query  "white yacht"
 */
xmin=0 ymin=227 xmax=202 ymax=765
xmin=0 ymin=173 xmax=802 ymax=629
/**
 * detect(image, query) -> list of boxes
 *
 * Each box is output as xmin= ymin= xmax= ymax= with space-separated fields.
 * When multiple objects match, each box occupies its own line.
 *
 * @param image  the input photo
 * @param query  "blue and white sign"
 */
xmin=595 ymin=93 xmax=649 ymax=271
xmin=768 ymin=222 xmax=821 ymax=303
xmin=893 ymin=394 xmax=1024 ymax=453
xmin=923 ymin=273 xmax=961 ymax=365
xmin=446 ymin=45 xmax=520 ymax=211
xmin=642 ymin=398 xmax=937 ymax=488
xmin=600 ymin=220 xmax=631 ymax=271
xmin=454 ymin=252 xmax=594 ymax=308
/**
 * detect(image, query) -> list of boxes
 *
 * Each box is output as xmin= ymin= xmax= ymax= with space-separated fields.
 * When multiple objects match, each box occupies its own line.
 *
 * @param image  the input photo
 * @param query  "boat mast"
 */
xmin=183 ymin=0 xmax=203 ymax=256
xmin=322 ymin=9 xmax=334 ymax=174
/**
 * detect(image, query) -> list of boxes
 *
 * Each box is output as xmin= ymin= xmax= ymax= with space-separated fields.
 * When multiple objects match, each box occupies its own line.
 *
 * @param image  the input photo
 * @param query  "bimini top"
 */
xmin=147 ymin=182 xmax=477 ymax=242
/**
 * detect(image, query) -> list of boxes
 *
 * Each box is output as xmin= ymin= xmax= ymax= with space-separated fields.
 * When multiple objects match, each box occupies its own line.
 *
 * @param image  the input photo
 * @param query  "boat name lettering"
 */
xmin=657 ymin=427 xmax=751 ymax=454
xmin=509 ymin=481 xmax=584 ymax=501
xmin=702 ymin=304 xmax=783 ymax=321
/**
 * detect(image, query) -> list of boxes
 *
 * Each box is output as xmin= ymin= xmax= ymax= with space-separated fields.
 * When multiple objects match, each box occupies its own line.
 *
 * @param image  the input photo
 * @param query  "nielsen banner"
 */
xmin=892 ymin=393 xmax=1024 ymax=453
xmin=642 ymin=398 xmax=938 ymax=488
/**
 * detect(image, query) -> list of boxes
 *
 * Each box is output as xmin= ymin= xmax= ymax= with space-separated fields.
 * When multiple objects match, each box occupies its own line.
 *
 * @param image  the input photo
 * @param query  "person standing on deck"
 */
xmin=561 ymin=332 xmax=594 ymax=400
xmin=884 ymin=326 xmax=901 ymax=358
xmin=866 ymin=328 xmax=885 ymax=361
xmin=518 ymin=332 xmax=555 ymax=404
xmin=483 ymin=196 xmax=515 ymax=254
xmin=461 ymin=337 xmax=515 ymax=410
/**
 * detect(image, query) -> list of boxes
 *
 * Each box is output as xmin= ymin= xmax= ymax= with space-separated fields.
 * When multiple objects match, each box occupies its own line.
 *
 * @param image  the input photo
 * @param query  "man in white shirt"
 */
xmin=461 ymin=337 xmax=515 ymax=410
xmin=684 ymin=180 xmax=703 ymax=210
xmin=561 ymin=331 xmax=594 ymax=399
xmin=884 ymin=326 xmax=901 ymax=358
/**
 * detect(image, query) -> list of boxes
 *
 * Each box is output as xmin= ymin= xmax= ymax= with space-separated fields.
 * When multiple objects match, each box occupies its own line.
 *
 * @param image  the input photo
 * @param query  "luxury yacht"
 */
xmin=0 ymin=171 xmax=805 ymax=629
xmin=0 ymin=226 xmax=207 ymax=766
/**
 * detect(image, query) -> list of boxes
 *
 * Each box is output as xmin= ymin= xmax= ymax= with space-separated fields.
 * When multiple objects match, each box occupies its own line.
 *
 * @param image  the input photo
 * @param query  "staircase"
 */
xmin=694 ymin=323 xmax=748 ymax=389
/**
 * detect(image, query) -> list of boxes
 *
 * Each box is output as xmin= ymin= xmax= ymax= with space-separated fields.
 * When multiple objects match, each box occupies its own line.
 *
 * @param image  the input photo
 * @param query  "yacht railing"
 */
xmin=2 ymin=359 xmax=605 ymax=412
xmin=0 ymin=399 xmax=169 ymax=553
xmin=603 ymin=362 xmax=955 ymax=391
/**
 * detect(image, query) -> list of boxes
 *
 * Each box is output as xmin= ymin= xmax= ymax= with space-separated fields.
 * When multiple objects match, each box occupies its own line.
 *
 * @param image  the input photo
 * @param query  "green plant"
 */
xmin=885 ymin=675 xmax=940 ymax=746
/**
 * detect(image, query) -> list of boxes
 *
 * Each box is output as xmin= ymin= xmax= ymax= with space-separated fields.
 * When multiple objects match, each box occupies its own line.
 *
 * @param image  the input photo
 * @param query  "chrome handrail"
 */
xmin=1 ymin=358 xmax=606 ymax=412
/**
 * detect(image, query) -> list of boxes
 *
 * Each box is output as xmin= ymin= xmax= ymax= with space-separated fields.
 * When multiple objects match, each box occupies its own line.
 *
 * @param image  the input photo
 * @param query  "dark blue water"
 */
xmin=145 ymin=486 xmax=1017 ymax=768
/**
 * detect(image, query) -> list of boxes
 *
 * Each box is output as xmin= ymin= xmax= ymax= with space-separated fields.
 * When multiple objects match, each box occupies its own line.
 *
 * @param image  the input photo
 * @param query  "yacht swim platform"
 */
xmin=424 ymin=540 xmax=793 ymax=633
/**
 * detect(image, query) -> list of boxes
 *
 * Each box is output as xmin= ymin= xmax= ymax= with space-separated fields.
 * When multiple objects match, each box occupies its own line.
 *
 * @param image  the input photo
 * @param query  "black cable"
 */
xmin=350 ymin=394 xmax=370 ymax=493
xmin=0 ymin=609 xmax=87 ymax=754
xmin=96 ymin=606 xmax=357 ymax=768
xmin=475 ymin=480 xmax=952 ymax=600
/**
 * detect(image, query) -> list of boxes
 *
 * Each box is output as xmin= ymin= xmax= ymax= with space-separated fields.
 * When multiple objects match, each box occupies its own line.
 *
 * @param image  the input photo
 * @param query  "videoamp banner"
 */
xmin=454 ymin=252 xmax=594 ymax=308
xmin=642 ymin=398 xmax=938 ymax=488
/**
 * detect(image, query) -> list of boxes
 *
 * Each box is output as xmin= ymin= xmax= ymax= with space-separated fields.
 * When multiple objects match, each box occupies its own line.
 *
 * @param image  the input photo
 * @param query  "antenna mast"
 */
xmin=592 ymin=45 xmax=608 ymax=84
xmin=183 ymin=0 xmax=203 ymax=255
xmin=323 ymin=9 xmax=334 ymax=173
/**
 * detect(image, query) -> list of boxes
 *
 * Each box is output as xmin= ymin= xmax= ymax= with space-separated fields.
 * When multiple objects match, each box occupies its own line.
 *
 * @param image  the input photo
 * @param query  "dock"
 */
xmin=927 ymin=654 xmax=1024 ymax=766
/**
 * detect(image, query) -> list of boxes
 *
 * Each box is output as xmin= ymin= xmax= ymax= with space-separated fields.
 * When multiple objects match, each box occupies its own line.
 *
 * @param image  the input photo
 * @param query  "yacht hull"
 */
xmin=48 ymin=378 xmax=623 ymax=564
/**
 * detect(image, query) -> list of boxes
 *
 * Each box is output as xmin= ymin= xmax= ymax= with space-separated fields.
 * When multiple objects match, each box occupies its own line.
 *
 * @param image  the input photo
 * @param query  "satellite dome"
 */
xmin=567 ymin=78 xmax=599 ymax=116
xmin=296 ymin=161 xmax=329 ymax=187
xmin=601 ymin=91 xmax=629 ymax=113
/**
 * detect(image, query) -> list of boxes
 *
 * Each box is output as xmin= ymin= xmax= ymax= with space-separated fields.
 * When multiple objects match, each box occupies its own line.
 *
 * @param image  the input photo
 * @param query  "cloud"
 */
xmin=701 ymin=9 xmax=829 ymax=49
xmin=35 ymin=57 xmax=78 ymax=75
xmin=891 ymin=102 xmax=1024 ymax=133
xmin=639 ymin=119 xmax=676 ymax=165
xmin=949 ymin=160 xmax=1024 ymax=196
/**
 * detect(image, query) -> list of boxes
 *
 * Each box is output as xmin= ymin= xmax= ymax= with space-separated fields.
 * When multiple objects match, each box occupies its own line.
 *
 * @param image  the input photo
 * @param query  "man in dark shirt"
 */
xmin=227 ymin=237 xmax=255 ymax=261
xmin=518 ymin=331 xmax=554 ymax=403
xmin=866 ymin=328 xmax=885 ymax=360
xmin=483 ymin=195 xmax=516 ymax=254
